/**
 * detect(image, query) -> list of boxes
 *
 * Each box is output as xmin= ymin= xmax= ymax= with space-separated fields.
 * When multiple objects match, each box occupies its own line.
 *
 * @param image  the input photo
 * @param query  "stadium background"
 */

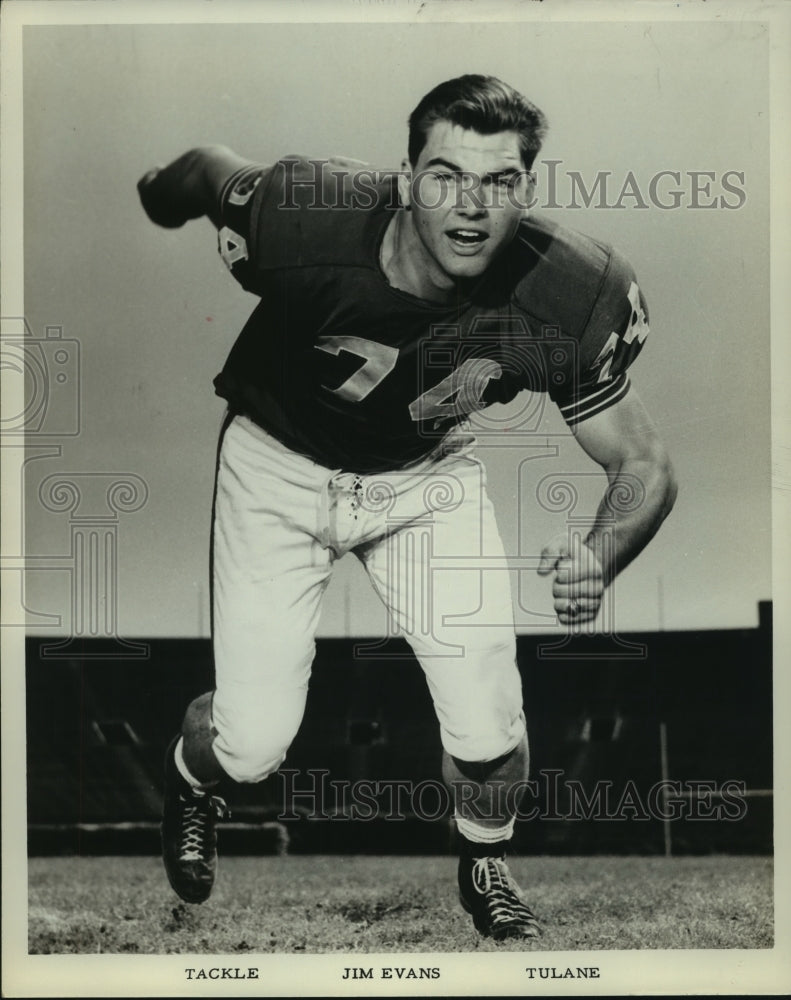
xmin=13 ymin=20 xmax=773 ymax=860
xmin=27 ymin=607 xmax=772 ymax=857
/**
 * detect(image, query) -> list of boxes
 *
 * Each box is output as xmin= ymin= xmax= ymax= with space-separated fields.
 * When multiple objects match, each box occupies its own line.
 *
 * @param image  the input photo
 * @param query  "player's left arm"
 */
xmin=538 ymin=387 xmax=677 ymax=623
xmin=137 ymin=145 xmax=253 ymax=229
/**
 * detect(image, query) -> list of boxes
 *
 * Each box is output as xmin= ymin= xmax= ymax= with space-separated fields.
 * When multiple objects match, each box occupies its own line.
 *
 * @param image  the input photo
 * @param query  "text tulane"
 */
xmin=525 ymin=966 xmax=601 ymax=979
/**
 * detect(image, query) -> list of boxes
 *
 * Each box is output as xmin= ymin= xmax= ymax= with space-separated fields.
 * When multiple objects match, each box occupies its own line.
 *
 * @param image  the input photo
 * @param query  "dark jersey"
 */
xmin=213 ymin=157 xmax=650 ymax=473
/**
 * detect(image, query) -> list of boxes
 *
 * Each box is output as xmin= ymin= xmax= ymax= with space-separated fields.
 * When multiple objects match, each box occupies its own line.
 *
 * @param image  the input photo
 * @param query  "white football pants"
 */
xmin=211 ymin=414 xmax=525 ymax=783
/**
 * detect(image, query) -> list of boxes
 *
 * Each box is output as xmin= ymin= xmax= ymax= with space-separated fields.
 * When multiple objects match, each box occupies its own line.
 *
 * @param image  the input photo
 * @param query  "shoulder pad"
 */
xmin=254 ymin=156 xmax=397 ymax=268
xmin=511 ymin=213 xmax=626 ymax=341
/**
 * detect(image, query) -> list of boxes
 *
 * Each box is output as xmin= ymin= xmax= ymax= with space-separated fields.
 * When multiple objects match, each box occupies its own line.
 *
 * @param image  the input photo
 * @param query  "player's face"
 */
xmin=399 ymin=122 xmax=533 ymax=290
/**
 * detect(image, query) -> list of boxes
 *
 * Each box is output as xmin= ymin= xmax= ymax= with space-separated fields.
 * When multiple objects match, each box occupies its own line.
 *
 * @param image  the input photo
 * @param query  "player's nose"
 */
xmin=455 ymin=190 xmax=488 ymax=217
xmin=447 ymin=175 xmax=487 ymax=217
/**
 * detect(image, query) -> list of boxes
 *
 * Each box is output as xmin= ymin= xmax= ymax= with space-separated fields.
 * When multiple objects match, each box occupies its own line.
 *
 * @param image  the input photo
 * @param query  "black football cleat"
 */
xmin=459 ymin=855 xmax=541 ymax=941
xmin=161 ymin=737 xmax=227 ymax=904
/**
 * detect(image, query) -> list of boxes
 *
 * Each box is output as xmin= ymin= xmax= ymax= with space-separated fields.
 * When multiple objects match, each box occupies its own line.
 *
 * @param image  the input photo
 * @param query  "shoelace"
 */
xmin=471 ymin=857 xmax=537 ymax=926
xmin=178 ymin=794 xmax=227 ymax=863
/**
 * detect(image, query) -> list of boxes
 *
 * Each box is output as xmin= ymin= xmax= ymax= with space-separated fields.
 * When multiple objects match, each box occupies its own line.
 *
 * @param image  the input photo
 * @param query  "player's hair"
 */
xmin=408 ymin=75 xmax=548 ymax=170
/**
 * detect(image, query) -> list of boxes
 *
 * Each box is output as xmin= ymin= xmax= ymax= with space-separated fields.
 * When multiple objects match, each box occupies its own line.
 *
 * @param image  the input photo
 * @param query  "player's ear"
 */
xmin=398 ymin=158 xmax=412 ymax=209
xmin=521 ymin=169 xmax=537 ymax=217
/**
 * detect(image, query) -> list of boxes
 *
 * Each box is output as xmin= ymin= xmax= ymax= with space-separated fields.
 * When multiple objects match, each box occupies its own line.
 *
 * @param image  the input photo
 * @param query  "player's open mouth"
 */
xmin=446 ymin=229 xmax=489 ymax=253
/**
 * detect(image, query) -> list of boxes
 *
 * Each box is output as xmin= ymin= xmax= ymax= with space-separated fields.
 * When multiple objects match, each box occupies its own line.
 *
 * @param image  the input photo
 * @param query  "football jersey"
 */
xmin=212 ymin=157 xmax=649 ymax=473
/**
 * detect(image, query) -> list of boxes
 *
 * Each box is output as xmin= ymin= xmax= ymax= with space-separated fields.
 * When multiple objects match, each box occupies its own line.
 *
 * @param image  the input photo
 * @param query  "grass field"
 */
xmin=28 ymin=854 xmax=773 ymax=954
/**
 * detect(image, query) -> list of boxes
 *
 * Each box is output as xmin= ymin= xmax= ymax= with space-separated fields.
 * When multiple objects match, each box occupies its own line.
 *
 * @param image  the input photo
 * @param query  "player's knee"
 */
xmin=445 ymin=731 xmax=516 ymax=766
xmin=211 ymin=701 xmax=304 ymax=784
xmin=220 ymin=743 xmax=287 ymax=784
xmin=215 ymin=727 xmax=293 ymax=784
xmin=441 ymin=709 xmax=526 ymax=766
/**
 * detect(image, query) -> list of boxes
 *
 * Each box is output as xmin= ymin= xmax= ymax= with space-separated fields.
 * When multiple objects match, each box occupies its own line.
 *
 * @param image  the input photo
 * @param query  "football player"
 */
xmin=138 ymin=75 xmax=677 ymax=941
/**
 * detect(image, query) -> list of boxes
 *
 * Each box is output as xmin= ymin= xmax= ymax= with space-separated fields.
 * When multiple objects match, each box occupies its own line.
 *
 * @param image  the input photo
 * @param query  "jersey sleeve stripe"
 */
xmin=561 ymin=373 xmax=631 ymax=426
xmin=218 ymin=166 xmax=246 ymax=214
xmin=556 ymin=375 xmax=626 ymax=415
xmin=217 ymin=165 xmax=264 ymax=216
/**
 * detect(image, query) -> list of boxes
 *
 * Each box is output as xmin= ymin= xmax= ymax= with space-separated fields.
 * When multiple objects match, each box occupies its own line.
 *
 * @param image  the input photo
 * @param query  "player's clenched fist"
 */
xmin=137 ymin=164 xmax=199 ymax=229
xmin=537 ymin=534 xmax=605 ymax=625
xmin=138 ymin=167 xmax=189 ymax=228
xmin=137 ymin=168 xmax=171 ymax=225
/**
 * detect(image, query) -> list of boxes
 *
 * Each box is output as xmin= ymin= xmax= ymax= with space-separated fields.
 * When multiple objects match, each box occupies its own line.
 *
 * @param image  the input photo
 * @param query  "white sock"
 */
xmin=174 ymin=736 xmax=210 ymax=793
xmin=455 ymin=815 xmax=515 ymax=844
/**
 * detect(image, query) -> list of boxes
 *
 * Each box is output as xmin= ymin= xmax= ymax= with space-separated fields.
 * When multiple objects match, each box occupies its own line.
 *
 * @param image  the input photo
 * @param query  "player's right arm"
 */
xmin=137 ymin=145 xmax=253 ymax=229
